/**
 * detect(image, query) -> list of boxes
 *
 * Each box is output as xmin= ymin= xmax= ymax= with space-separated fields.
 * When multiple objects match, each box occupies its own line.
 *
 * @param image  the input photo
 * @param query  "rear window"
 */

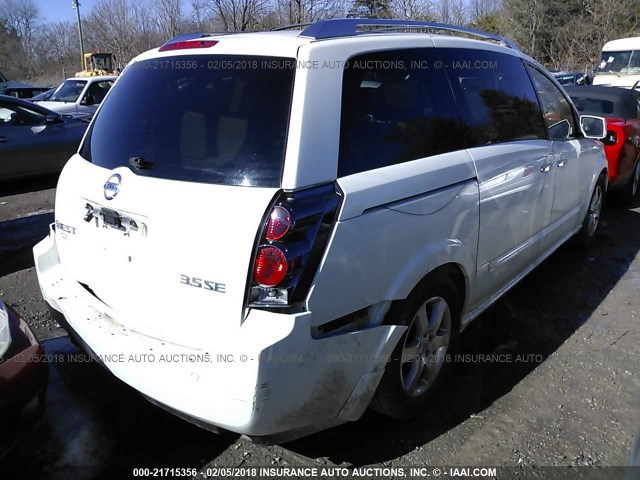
xmin=570 ymin=96 xmax=615 ymax=116
xmin=81 ymin=55 xmax=295 ymax=187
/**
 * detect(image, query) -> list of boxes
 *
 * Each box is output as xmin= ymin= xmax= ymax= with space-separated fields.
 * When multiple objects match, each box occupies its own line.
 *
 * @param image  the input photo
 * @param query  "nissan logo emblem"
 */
xmin=104 ymin=173 xmax=122 ymax=201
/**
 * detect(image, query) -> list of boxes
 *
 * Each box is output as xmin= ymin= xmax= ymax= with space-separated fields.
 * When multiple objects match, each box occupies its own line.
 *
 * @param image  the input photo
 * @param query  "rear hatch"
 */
xmin=54 ymin=53 xmax=296 ymax=348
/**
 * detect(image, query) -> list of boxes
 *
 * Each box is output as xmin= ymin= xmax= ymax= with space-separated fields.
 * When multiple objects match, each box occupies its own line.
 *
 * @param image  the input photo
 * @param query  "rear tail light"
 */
xmin=247 ymin=184 xmax=342 ymax=309
xmin=265 ymin=206 xmax=291 ymax=241
xmin=254 ymin=246 xmax=288 ymax=287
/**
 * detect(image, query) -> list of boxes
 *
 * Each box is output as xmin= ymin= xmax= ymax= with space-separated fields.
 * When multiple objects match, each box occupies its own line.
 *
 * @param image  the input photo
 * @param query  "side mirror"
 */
xmin=580 ymin=115 xmax=607 ymax=139
xmin=45 ymin=114 xmax=63 ymax=126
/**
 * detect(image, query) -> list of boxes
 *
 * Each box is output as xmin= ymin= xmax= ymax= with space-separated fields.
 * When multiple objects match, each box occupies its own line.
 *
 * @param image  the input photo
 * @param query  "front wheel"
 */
xmin=370 ymin=275 xmax=460 ymax=420
xmin=575 ymin=174 xmax=605 ymax=248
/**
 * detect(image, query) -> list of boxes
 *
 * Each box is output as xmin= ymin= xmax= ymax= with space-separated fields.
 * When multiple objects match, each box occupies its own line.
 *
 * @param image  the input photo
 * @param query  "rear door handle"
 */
xmin=0 ymin=136 xmax=8 ymax=143
xmin=557 ymin=155 xmax=567 ymax=167
xmin=540 ymin=163 xmax=553 ymax=173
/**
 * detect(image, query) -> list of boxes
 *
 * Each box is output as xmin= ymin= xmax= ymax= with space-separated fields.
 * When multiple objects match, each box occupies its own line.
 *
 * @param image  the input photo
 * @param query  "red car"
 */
xmin=566 ymin=85 xmax=640 ymax=203
xmin=0 ymin=299 xmax=48 ymax=457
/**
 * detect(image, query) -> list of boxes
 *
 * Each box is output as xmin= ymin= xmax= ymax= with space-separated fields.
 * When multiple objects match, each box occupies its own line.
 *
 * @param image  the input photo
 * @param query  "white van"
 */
xmin=593 ymin=37 xmax=640 ymax=89
xmin=34 ymin=19 xmax=608 ymax=442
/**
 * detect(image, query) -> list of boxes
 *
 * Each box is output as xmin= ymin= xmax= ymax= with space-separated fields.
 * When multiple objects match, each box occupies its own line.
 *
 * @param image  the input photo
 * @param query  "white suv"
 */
xmin=34 ymin=19 xmax=608 ymax=442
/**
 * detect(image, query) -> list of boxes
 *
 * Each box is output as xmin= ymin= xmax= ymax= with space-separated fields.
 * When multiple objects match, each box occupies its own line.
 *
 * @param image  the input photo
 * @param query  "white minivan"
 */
xmin=34 ymin=19 xmax=608 ymax=442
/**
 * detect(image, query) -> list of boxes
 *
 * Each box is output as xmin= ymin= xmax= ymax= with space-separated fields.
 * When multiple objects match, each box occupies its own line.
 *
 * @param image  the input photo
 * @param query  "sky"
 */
xmin=36 ymin=0 xmax=101 ymax=24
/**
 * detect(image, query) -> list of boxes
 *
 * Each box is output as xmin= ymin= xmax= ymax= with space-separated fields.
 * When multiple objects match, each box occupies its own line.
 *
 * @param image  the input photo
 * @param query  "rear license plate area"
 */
xmin=102 ymin=208 xmax=124 ymax=230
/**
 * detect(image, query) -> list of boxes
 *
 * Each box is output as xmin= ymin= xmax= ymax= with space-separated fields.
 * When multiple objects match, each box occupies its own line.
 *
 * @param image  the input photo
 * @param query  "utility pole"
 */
xmin=72 ymin=0 xmax=85 ymax=72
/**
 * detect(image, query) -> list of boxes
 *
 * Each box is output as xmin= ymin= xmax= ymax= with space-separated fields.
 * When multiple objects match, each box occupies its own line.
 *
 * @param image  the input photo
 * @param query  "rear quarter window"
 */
xmin=338 ymin=48 xmax=469 ymax=177
xmin=338 ymin=47 xmax=547 ymax=177
xmin=81 ymin=55 xmax=295 ymax=187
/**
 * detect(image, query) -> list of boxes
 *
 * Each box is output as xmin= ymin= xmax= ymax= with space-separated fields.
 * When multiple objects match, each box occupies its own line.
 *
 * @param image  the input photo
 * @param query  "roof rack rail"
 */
xmin=271 ymin=23 xmax=314 ymax=32
xmin=159 ymin=32 xmax=233 ymax=49
xmin=298 ymin=18 xmax=519 ymax=50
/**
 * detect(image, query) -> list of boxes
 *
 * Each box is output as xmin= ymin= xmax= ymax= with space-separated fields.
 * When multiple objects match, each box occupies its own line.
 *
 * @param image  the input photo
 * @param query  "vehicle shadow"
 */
xmin=0 ymin=173 xmax=59 ymax=197
xmin=0 ymin=336 xmax=237 ymax=480
xmin=282 ymin=204 xmax=640 ymax=465
xmin=0 ymin=213 xmax=54 ymax=277
xmin=0 ymin=173 xmax=58 ymax=276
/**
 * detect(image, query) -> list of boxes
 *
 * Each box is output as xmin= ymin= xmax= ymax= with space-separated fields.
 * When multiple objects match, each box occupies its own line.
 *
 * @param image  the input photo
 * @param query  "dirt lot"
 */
xmin=0 ymin=178 xmax=638 ymax=479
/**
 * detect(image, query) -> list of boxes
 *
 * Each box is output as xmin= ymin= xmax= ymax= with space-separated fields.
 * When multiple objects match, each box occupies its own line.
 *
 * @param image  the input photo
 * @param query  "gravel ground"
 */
xmin=0 ymin=181 xmax=638 ymax=479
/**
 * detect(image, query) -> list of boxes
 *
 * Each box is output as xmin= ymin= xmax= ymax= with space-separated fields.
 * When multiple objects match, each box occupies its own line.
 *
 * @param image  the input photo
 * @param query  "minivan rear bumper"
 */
xmin=34 ymin=226 xmax=403 ymax=439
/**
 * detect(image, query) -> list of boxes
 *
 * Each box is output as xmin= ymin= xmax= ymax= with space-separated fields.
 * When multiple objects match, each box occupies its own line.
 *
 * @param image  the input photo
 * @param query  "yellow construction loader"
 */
xmin=75 ymin=53 xmax=118 ymax=77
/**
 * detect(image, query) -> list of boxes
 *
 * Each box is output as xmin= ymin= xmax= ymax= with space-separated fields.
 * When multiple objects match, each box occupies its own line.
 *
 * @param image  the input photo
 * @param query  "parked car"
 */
xmin=34 ymin=75 xmax=116 ymax=117
xmin=0 ymin=95 xmax=89 ymax=181
xmin=0 ymin=74 xmax=37 ymax=96
xmin=553 ymin=71 xmax=590 ymax=86
xmin=2 ymin=86 xmax=53 ymax=100
xmin=0 ymin=298 xmax=48 ymax=457
xmin=28 ymin=87 xmax=56 ymax=102
xmin=565 ymin=85 xmax=640 ymax=203
xmin=34 ymin=19 xmax=608 ymax=442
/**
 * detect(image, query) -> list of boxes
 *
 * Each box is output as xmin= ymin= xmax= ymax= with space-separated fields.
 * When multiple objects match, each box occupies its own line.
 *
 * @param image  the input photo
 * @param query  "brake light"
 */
xmin=254 ymin=246 xmax=288 ymax=287
xmin=265 ymin=206 xmax=291 ymax=241
xmin=158 ymin=40 xmax=218 ymax=52
xmin=247 ymin=184 xmax=342 ymax=309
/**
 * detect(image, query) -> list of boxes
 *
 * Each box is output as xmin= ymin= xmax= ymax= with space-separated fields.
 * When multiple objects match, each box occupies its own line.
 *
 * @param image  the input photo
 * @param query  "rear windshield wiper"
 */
xmin=129 ymin=156 xmax=154 ymax=170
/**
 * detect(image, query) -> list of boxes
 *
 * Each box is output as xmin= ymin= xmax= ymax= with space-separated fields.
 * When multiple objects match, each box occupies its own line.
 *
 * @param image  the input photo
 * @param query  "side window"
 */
xmin=85 ymin=81 xmax=113 ymax=105
xmin=527 ymin=66 xmax=577 ymax=141
xmin=338 ymin=49 xmax=468 ymax=177
xmin=439 ymin=48 xmax=546 ymax=146
xmin=0 ymin=102 xmax=45 ymax=126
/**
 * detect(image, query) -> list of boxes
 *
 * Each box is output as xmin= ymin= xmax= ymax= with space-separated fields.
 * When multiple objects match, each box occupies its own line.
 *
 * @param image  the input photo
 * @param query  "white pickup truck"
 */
xmin=35 ymin=75 xmax=116 ymax=118
xmin=593 ymin=37 xmax=640 ymax=90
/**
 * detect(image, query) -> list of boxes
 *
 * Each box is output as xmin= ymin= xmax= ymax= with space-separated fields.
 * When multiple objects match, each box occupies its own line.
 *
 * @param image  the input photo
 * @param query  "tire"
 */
xmin=370 ymin=275 xmax=460 ymax=420
xmin=611 ymin=152 xmax=640 ymax=205
xmin=619 ymin=159 xmax=640 ymax=205
xmin=575 ymin=173 xmax=605 ymax=248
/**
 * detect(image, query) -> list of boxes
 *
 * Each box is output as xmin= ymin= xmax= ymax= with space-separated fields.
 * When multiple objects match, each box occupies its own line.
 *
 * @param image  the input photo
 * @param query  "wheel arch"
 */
xmin=385 ymin=261 xmax=468 ymax=329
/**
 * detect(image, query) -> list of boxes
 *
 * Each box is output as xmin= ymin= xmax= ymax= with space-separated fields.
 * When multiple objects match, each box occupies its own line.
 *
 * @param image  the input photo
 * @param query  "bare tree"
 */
xmin=84 ymin=0 xmax=149 ymax=64
xmin=275 ymin=0 xmax=344 ymax=25
xmin=436 ymin=0 xmax=465 ymax=24
xmin=209 ymin=0 xmax=266 ymax=31
xmin=132 ymin=1 xmax=164 ymax=52
xmin=502 ymin=0 xmax=546 ymax=58
xmin=470 ymin=0 xmax=501 ymax=22
xmin=1 ymin=0 xmax=39 ymax=68
xmin=37 ymin=21 xmax=77 ymax=61
xmin=156 ymin=0 xmax=184 ymax=39
xmin=390 ymin=0 xmax=434 ymax=20
xmin=0 ymin=21 xmax=24 ymax=80
xmin=191 ymin=0 xmax=216 ymax=30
